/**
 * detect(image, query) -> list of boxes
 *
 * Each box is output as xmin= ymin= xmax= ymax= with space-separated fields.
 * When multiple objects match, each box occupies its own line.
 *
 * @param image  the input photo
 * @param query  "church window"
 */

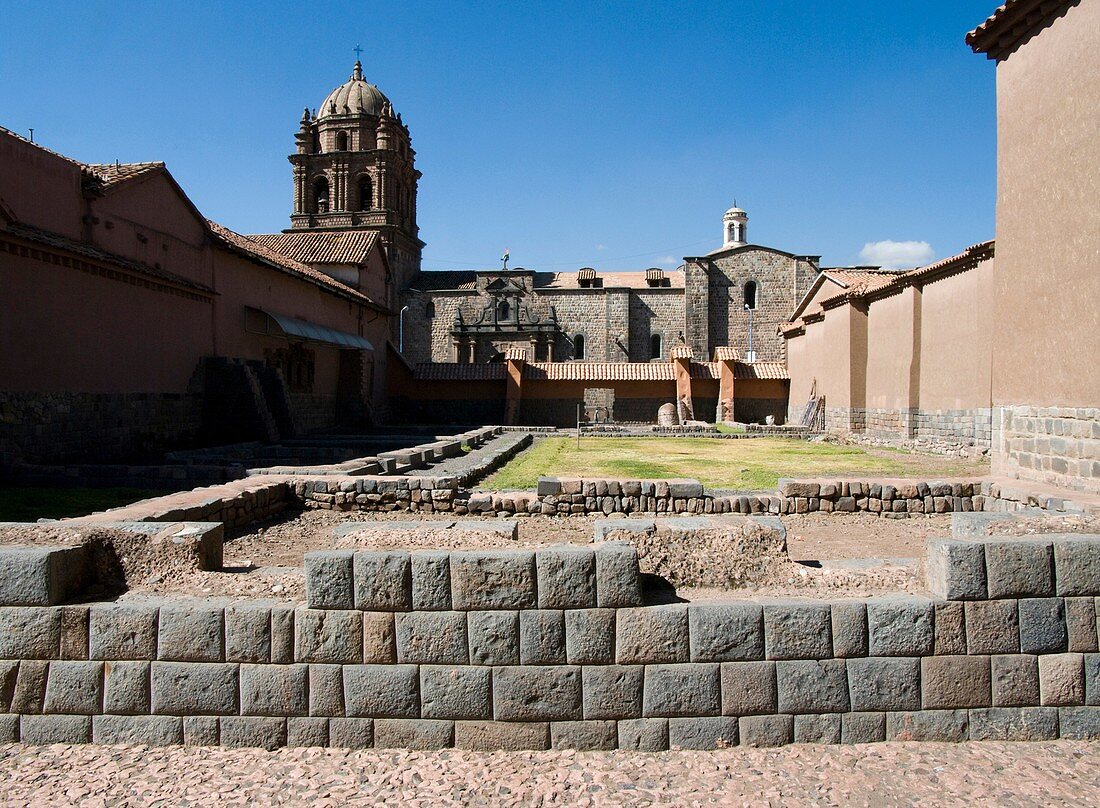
xmin=728 ymin=224 xmax=736 ymax=243
xmin=425 ymin=300 xmax=435 ymax=319
xmin=650 ymin=333 xmax=663 ymax=360
xmin=312 ymin=177 xmax=329 ymax=214
xmin=358 ymin=175 xmax=373 ymax=210
xmin=535 ymin=341 xmax=549 ymax=361
xmin=336 ymin=131 xmax=349 ymax=151
xmin=574 ymin=334 xmax=585 ymax=360
xmin=744 ymin=280 xmax=758 ymax=310
xmin=498 ymin=300 xmax=510 ymax=321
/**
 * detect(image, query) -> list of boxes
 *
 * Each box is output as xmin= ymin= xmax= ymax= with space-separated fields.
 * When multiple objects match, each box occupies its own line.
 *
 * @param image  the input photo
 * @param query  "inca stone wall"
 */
xmin=995 ymin=406 xmax=1100 ymax=494
xmin=1 ymin=535 xmax=1099 ymax=751
xmin=821 ymin=406 xmax=996 ymax=451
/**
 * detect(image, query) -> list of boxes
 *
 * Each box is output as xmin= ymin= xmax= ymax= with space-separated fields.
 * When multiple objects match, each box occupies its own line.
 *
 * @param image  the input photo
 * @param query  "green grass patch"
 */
xmin=713 ymin=423 xmax=746 ymax=435
xmin=0 ymin=487 xmax=172 ymax=522
xmin=480 ymin=437 xmax=987 ymax=491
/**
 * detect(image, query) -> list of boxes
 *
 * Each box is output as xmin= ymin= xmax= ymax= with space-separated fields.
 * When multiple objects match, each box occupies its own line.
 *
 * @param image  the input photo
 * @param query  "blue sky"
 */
xmin=1 ymin=1 xmax=998 ymax=270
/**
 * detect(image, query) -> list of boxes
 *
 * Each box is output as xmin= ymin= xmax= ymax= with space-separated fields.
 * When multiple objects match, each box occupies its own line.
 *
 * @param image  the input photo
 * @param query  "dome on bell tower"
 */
xmin=317 ymin=61 xmax=391 ymax=119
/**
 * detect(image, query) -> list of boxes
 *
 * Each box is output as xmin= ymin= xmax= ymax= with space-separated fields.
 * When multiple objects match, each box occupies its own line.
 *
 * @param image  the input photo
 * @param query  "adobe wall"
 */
xmin=0 ymin=532 xmax=1097 ymax=750
xmin=989 ymin=2 xmax=1100 ymax=493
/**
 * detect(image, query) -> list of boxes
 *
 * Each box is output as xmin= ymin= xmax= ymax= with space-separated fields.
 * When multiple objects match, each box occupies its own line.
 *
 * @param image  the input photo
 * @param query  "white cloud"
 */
xmin=858 ymin=240 xmax=935 ymax=269
xmin=657 ymin=256 xmax=678 ymax=266
xmin=595 ymin=244 xmax=608 ymax=251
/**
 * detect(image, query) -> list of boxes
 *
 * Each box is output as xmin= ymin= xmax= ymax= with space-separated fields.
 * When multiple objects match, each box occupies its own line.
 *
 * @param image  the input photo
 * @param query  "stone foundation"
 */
xmin=994 ymin=405 xmax=1100 ymax=494
xmin=824 ymin=406 xmax=993 ymax=450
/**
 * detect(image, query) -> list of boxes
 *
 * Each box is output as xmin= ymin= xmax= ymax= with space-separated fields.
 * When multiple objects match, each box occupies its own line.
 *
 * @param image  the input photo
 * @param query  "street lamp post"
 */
xmin=399 ymin=305 xmax=409 ymax=353
xmin=745 ymin=303 xmax=755 ymax=362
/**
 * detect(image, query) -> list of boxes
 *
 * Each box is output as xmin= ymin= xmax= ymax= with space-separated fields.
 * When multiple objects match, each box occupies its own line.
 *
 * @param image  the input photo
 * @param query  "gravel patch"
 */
xmin=0 ymin=740 xmax=1096 ymax=806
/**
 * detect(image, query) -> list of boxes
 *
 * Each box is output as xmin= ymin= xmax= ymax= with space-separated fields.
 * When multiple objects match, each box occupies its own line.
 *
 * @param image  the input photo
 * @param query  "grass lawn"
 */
xmin=0 ymin=487 xmax=171 ymax=522
xmin=480 ymin=437 xmax=989 ymax=491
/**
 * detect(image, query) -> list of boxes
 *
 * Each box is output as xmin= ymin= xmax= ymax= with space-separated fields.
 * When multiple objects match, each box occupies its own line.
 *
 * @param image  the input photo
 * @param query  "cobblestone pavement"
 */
xmin=0 ymin=741 xmax=1098 ymax=807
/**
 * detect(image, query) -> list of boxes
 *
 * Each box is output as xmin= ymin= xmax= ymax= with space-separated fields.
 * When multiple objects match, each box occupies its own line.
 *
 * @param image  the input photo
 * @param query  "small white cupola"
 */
xmin=722 ymin=202 xmax=748 ymax=248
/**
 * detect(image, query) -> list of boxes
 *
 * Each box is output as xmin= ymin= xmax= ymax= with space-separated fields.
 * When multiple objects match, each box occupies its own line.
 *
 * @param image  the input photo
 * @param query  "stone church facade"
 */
xmin=400 ymin=205 xmax=821 ymax=366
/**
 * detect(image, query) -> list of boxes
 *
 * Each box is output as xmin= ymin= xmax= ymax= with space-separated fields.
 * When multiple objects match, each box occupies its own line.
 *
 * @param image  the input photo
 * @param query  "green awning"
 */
xmin=250 ymin=307 xmax=373 ymax=350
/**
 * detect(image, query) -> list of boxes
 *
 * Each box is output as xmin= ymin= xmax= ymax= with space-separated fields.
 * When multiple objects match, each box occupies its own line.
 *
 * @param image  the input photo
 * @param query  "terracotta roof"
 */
xmin=524 ymin=362 xmax=677 ymax=382
xmin=894 ymin=240 xmax=995 ymax=287
xmin=713 ymin=346 xmax=743 ymax=362
xmin=967 ymin=0 xmax=1079 ymax=60
xmin=248 ymin=231 xmax=379 ymax=265
xmin=669 ymin=345 xmax=694 ymax=360
xmin=505 ymin=347 xmax=529 ymax=361
xmin=83 ymin=162 xmax=165 ymax=188
xmin=206 ymin=221 xmax=380 ymax=308
xmin=413 ymin=363 xmax=508 ymax=381
xmin=2 ymin=221 xmax=214 ymax=296
xmin=734 ymin=361 xmax=789 ymax=381
xmin=690 ymin=362 xmax=720 ymax=380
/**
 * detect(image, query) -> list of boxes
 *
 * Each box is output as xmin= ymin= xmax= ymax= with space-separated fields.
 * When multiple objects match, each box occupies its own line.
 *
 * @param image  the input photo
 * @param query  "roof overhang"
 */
xmin=245 ymin=307 xmax=373 ymax=350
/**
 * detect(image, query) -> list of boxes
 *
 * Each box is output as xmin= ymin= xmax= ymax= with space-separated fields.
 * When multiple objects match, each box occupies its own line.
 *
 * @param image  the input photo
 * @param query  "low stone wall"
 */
xmin=823 ymin=406 xmax=993 ymax=451
xmin=995 ymin=405 xmax=1100 ymax=495
xmin=0 ymin=536 xmax=1099 ymax=750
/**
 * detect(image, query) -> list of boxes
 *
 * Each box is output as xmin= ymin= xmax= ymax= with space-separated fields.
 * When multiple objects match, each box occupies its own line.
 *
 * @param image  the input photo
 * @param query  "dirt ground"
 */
xmin=1 ymin=740 xmax=1097 ymax=807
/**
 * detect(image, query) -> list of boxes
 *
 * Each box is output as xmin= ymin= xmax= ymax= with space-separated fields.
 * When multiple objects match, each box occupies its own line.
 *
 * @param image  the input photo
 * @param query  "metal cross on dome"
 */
xmin=354 ymin=44 xmax=363 ymax=61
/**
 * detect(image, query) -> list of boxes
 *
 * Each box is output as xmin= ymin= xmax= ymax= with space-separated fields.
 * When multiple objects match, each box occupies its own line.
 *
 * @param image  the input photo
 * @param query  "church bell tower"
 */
xmin=289 ymin=58 xmax=423 ymax=286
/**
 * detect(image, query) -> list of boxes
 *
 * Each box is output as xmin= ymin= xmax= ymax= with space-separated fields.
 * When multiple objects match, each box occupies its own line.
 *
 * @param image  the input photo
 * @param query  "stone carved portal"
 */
xmin=451 ymin=276 xmax=561 ymax=363
xmin=584 ymin=388 xmax=615 ymax=423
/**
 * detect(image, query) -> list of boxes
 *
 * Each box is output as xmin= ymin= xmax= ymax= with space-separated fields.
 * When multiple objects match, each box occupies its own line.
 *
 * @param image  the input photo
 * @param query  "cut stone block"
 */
xmin=150 ymin=662 xmax=239 ymax=715
xmin=362 ymin=612 xmax=396 ymax=664
xmin=395 ymin=611 xmax=468 ymax=665
xmin=353 ymin=551 xmax=412 ymax=611
xmin=308 ymin=664 xmax=344 ymax=717
xmin=493 ymin=666 xmax=581 ymax=721
xmin=0 ymin=607 xmax=60 ymax=660
xmin=157 ymin=606 xmax=224 ymax=662
xmin=1066 ymin=598 xmax=1099 ymax=653
xmin=467 ymin=611 xmax=519 ymax=665
xmin=688 ymin=604 xmax=764 ymax=662
xmin=615 ymin=605 xmax=689 ymax=664
xmin=841 ymin=712 xmax=886 ymax=744
xmin=867 ymin=597 xmax=934 ymax=657
xmin=1018 ymin=598 xmax=1067 ymax=654
xmin=411 ymin=551 xmax=451 ymax=610
xmin=270 ymin=607 xmax=294 ymax=664
xmin=536 ymin=547 xmax=596 ymax=609
xmin=564 ymin=609 xmax=615 ymax=665
xmin=617 ymin=718 xmax=668 ymax=751
xmin=240 ymin=663 xmax=308 ymax=716
xmin=59 ymin=605 xmax=89 ymax=661
xmin=103 ymin=660 xmax=150 ymax=715
xmin=1088 ymin=654 xmax=1100 ymax=706
xmin=965 ymin=600 xmax=1020 ymax=655
xmin=304 ymin=550 xmax=355 ymax=610
xmin=20 ymin=714 xmax=91 ymax=745
xmin=933 ymin=602 xmax=967 ymax=656
xmin=450 ymin=551 xmax=536 ymax=610
xmin=763 ymin=603 xmax=832 ymax=660
xmin=1054 ymin=537 xmax=1100 ymax=597
xmin=776 ymin=659 xmax=849 ymax=714
xmin=968 ymin=707 xmax=1058 ymax=741
xmin=343 ymin=664 xmax=420 ymax=718
xmin=454 ymin=720 xmax=550 ymax=751
xmin=886 ymin=710 xmax=968 ymax=742
xmin=328 ymin=717 xmax=374 ymax=749
xmin=594 ymin=544 xmax=643 ymax=608
xmin=519 ymin=609 xmax=566 ymax=665
xmin=183 ymin=715 xmax=218 ymax=746
xmin=89 ymin=605 xmax=158 ymax=661
xmin=926 ymin=539 xmax=987 ymax=600
xmin=739 ymin=714 xmax=793 ymax=747
xmin=420 ymin=665 xmax=492 ymax=720
xmin=374 ymin=718 xmax=454 ymax=750
xmin=991 ymin=654 xmax=1040 ymax=707
xmin=92 ymin=714 xmax=182 ymax=746
xmin=1038 ymin=653 xmax=1085 ymax=706
xmin=984 ymin=539 xmax=1054 ymax=599
xmin=582 ymin=665 xmax=643 ymax=720
xmin=794 ymin=713 xmax=842 ymax=744
xmin=11 ymin=660 xmax=48 ymax=714
xmin=220 ymin=716 xmax=286 ymax=750
xmin=293 ymin=609 xmax=362 ymax=664
xmin=669 ymin=716 xmax=739 ymax=749
xmin=920 ymin=655 xmax=991 ymax=709
xmin=286 ymin=716 xmax=328 ymax=747
xmin=846 ymin=657 xmax=921 ymax=712
xmin=550 ymin=720 xmax=617 ymax=751
xmin=224 ymin=606 xmax=271 ymax=663
xmin=830 ymin=602 xmax=868 ymax=658
xmin=642 ymin=664 xmax=720 ymax=718
xmin=0 ymin=546 xmax=89 ymax=606
xmin=1058 ymin=706 xmax=1100 ymax=739
xmin=43 ymin=661 xmax=102 ymax=714
xmin=720 ymin=661 xmax=777 ymax=716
